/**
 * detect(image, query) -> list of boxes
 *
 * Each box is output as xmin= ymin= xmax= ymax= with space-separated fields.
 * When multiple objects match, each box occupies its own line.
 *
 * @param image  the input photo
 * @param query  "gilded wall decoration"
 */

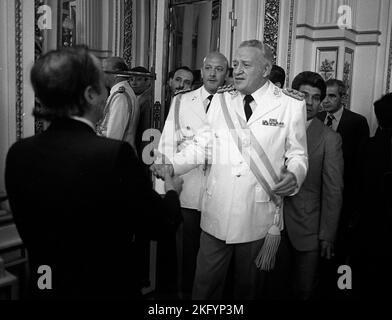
xmin=285 ymin=0 xmax=295 ymax=87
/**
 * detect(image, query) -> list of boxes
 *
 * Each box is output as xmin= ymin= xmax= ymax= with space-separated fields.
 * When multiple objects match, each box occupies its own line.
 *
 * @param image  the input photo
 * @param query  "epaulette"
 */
xmin=216 ymin=84 xmax=237 ymax=95
xmin=283 ymin=88 xmax=305 ymax=101
xmin=174 ymin=88 xmax=192 ymax=96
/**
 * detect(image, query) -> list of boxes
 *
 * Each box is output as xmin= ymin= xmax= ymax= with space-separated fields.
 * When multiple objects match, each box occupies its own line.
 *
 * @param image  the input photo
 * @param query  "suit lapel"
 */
xmin=306 ymin=118 xmax=324 ymax=155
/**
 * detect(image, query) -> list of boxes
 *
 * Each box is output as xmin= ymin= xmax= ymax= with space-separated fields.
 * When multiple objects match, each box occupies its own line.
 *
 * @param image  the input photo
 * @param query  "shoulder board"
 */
xmin=117 ymin=86 xmax=126 ymax=93
xmin=216 ymin=84 xmax=237 ymax=95
xmin=283 ymin=88 xmax=305 ymax=101
xmin=174 ymin=88 xmax=192 ymax=96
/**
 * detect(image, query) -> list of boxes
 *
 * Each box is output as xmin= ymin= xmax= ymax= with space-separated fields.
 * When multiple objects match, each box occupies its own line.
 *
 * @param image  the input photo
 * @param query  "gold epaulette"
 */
xmin=283 ymin=88 xmax=305 ymax=101
xmin=174 ymin=88 xmax=192 ymax=96
xmin=216 ymin=84 xmax=237 ymax=95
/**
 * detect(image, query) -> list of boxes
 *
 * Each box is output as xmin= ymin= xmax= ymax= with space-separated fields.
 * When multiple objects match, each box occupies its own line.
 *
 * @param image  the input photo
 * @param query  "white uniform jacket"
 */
xmin=104 ymin=81 xmax=139 ymax=151
xmin=156 ymin=86 xmax=212 ymax=210
xmin=171 ymin=81 xmax=308 ymax=243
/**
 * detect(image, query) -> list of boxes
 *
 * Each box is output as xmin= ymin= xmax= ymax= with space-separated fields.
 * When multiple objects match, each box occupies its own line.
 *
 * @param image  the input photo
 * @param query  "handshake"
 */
xmin=150 ymin=150 xmax=184 ymax=195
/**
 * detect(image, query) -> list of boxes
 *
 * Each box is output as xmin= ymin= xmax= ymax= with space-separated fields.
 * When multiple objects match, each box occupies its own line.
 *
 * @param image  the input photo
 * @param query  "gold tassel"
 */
xmin=255 ymin=205 xmax=282 ymax=271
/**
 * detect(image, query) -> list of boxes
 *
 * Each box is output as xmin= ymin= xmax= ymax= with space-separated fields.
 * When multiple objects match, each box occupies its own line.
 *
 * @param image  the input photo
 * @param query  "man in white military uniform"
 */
xmin=98 ymin=57 xmax=139 ymax=152
xmin=152 ymin=40 xmax=308 ymax=299
xmin=156 ymin=52 xmax=229 ymax=299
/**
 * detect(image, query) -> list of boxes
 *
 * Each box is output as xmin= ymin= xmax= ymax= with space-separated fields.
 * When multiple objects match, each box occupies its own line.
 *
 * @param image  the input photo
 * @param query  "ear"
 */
xmin=263 ymin=63 xmax=272 ymax=78
xmin=83 ymin=85 xmax=97 ymax=106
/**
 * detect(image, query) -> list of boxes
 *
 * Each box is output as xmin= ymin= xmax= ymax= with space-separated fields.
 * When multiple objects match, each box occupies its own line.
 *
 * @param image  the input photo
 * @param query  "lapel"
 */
xmin=306 ymin=118 xmax=324 ymax=156
xmin=336 ymin=108 xmax=347 ymax=134
xmin=184 ymin=87 xmax=207 ymax=122
xmin=247 ymin=83 xmax=282 ymax=126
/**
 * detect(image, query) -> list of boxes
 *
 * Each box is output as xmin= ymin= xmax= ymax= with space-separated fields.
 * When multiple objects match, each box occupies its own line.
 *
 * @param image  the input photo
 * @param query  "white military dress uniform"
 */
xmin=99 ymin=80 xmax=139 ymax=151
xmin=171 ymin=81 xmax=308 ymax=244
xmin=155 ymin=86 xmax=212 ymax=210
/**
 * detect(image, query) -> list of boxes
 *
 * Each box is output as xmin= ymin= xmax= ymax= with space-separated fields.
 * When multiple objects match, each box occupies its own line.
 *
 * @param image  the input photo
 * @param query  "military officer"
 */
xmin=98 ymin=57 xmax=139 ymax=152
xmin=156 ymin=52 xmax=229 ymax=299
xmin=152 ymin=40 xmax=308 ymax=300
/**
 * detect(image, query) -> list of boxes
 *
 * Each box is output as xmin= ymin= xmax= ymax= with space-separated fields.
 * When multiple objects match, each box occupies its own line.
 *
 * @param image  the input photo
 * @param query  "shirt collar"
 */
xmin=71 ymin=116 xmax=95 ymax=131
xmin=306 ymin=118 xmax=314 ymax=129
xmin=110 ymin=80 xmax=130 ymax=95
xmin=239 ymin=81 xmax=270 ymax=108
xmin=201 ymin=86 xmax=213 ymax=101
xmin=328 ymin=106 xmax=344 ymax=123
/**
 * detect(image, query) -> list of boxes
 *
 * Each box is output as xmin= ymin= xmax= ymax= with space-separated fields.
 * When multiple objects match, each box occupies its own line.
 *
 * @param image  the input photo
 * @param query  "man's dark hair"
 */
xmin=269 ymin=65 xmax=286 ymax=87
xmin=374 ymin=93 xmax=392 ymax=129
xmin=32 ymin=46 xmax=102 ymax=121
xmin=325 ymin=79 xmax=346 ymax=97
xmin=292 ymin=71 xmax=326 ymax=101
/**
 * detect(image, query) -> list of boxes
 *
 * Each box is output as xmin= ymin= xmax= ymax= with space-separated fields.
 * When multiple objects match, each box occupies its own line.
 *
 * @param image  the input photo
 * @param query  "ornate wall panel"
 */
xmin=15 ymin=0 xmax=23 ymax=140
xmin=285 ymin=0 xmax=295 ymax=87
xmin=264 ymin=0 xmax=280 ymax=63
xmin=387 ymin=25 xmax=392 ymax=93
xmin=123 ymin=0 xmax=133 ymax=66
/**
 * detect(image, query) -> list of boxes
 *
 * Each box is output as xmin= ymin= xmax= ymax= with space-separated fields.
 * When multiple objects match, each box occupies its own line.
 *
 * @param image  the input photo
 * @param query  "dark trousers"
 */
xmin=192 ymin=231 xmax=266 ymax=300
xmin=265 ymin=230 xmax=319 ymax=300
xmin=176 ymin=208 xmax=201 ymax=299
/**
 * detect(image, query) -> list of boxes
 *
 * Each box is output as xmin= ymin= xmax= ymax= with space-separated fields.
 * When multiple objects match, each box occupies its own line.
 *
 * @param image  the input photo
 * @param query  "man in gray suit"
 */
xmin=267 ymin=71 xmax=344 ymax=300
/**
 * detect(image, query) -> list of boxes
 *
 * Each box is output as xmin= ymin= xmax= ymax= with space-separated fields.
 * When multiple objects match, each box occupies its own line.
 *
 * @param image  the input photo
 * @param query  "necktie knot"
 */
xmin=244 ymin=95 xmax=254 ymax=104
xmin=326 ymin=114 xmax=335 ymax=127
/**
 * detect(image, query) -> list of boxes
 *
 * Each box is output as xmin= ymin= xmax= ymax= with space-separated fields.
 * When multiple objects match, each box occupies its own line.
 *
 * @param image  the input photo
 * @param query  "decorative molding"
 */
xmin=123 ymin=0 xmax=133 ymax=66
xmin=264 ymin=0 xmax=280 ymax=63
xmin=15 ymin=0 xmax=23 ymax=141
xmin=285 ymin=0 xmax=295 ymax=87
xmin=296 ymin=23 xmax=381 ymax=35
xmin=296 ymin=35 xmax=380 ymax=46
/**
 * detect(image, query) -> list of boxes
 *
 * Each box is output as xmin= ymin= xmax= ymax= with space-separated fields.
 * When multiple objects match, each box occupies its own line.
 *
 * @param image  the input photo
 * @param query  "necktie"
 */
xmin=326 ymin=114 xmax=335 ymax=127
xmin=244 ymin=95 xmax=254 ymax=121
xmin=205 ymin=95 xmax=213 ymax=113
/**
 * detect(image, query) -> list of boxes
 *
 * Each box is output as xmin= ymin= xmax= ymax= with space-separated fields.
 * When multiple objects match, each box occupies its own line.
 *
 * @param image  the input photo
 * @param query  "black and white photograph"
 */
xmin=0 ymin=0 xmax=391 ymax=311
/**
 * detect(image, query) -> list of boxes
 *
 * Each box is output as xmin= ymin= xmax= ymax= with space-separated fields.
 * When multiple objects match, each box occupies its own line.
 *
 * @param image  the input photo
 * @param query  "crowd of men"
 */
xmin=4 ymin=40 xmax=392 ymax=300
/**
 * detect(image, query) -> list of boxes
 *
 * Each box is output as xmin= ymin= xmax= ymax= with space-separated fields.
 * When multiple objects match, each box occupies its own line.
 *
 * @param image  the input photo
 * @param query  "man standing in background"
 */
xmin=157 ymin=52 xmax=229 ymax=299
xmin=98 ymin=57 xmax=139 ymax=152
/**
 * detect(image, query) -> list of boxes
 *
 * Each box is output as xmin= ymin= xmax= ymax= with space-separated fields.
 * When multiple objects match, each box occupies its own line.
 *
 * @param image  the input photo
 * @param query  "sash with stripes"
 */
xmin=219 ymin=93 xmax=281 ymax=207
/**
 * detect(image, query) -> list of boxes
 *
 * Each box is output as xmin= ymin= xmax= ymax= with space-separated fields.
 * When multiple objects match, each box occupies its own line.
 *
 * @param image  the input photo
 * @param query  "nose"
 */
xmin=305 ymin=96 xmax=312 ymax=106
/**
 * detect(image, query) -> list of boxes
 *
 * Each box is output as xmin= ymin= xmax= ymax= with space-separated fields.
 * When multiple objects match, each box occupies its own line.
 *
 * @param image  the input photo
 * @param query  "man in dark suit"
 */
xmin=5 ymin=46 xmax=183 ymax=299
xmin=317 ymin=79 xmax=369 ymax=264
xmin=352 ymin=93 xmax=392 ymax=300
xmin=267 ymin=72 xmax=344 ymax=300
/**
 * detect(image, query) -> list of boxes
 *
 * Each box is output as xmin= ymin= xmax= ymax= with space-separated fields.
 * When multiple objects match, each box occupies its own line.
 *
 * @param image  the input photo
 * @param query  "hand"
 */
xmin=150 ymin=149 xmax=174 ymax=180
xmin=164 ymin=173 xmax=184 ymax=194
xmin=320 ymin=240 xmax=335 ymax=260
xmin=272 ymin=166 xmax=298 ymax=196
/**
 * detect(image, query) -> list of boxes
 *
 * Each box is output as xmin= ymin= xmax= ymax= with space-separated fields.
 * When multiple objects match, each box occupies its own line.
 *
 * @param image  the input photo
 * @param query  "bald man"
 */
xmin=156 ymin=52 xmax=229 ymax=299
xmin=98 ymin=56 xmax=139 ymax=152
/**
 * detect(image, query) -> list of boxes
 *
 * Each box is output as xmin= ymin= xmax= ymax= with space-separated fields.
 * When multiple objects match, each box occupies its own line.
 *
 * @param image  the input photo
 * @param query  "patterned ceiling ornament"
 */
xmin=264 ymin=0 xmax=280 ymax=64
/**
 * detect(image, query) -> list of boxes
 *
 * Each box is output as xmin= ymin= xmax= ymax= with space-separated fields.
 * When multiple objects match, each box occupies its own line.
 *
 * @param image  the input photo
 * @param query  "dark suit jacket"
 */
xmin=5 ymin=118 xmax=181 ymax=299
xmin=317 ymin=108 xmax=369 ymax=229
xmin=284 ymin=118 xmax=344 ymax=251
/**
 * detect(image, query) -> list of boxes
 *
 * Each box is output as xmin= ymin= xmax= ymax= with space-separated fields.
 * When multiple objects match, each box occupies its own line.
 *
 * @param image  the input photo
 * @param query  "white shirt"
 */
xmin=325 ymin=106 xmax=344 ymax=131
xmin=239 ymin=81 xmax=270 ymax=114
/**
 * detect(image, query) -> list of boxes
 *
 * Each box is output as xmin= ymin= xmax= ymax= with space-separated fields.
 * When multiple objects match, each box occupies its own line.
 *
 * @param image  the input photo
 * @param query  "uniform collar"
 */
xmin=201 ymin=85 xmax=213 ymax=101
xmin=239 ymin=80 xmax=270 ymax=108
